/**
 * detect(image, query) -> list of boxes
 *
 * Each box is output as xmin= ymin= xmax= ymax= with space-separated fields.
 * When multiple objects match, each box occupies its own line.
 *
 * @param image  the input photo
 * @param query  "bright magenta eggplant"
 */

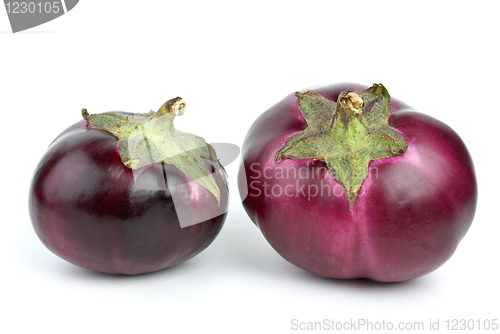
xmin=29 ymin=98 xmax=229 ymax=275
xmin=240 ymin=83 xmax=477 ymax=282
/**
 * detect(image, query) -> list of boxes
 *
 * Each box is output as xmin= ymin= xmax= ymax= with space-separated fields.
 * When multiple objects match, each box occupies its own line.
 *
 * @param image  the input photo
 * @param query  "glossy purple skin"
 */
xmin=240 ymin=83 xmax=477 ymax=282
xmin=29 ymin=121 xmax=228 ymax=275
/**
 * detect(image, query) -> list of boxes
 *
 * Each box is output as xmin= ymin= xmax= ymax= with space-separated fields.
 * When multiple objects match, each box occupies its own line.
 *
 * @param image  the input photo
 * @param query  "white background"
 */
xmin=1 ymin=1 xmax=499 ymax=333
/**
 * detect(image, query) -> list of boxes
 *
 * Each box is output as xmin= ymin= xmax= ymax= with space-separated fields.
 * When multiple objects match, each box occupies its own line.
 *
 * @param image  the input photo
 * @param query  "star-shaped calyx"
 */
xmin=275 ymin=84 xmax=408 ymax=209
xmin=82 ymin=97 xmax=222 ymax=204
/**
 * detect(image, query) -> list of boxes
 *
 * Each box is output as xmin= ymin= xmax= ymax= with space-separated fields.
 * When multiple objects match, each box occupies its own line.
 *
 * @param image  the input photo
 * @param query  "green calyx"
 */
xmin=275 ymin=84 xmax=408 ymax=210
xmin=82 ymin=97 xmax=221 ymax=204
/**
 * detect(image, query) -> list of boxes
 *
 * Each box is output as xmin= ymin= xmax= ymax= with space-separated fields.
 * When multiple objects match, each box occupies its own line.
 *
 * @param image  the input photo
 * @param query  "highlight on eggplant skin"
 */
xmin=239 ymin=82 xmax=477 ymax=282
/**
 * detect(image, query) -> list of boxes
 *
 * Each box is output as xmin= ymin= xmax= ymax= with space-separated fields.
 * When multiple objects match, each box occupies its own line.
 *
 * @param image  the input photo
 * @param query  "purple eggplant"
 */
xmin=29 ymin=97 xmax=228 ymax=275
xmin=240 ymin=83 xmax=477 ymax=282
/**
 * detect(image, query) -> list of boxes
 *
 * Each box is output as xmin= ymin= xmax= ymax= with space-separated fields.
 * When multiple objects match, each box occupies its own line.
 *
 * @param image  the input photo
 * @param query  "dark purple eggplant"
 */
xmin=29 ymin=97 xmax=228 ymax=275
xmin=239 ymin=83 xmax=477 ymax=282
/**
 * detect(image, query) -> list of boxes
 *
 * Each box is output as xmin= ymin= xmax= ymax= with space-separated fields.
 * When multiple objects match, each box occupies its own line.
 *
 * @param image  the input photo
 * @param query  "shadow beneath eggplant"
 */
xmin=294 ymin=268 xmax=429 ymax=290
xmin=59 ymin=259 xmax=196 ymax=281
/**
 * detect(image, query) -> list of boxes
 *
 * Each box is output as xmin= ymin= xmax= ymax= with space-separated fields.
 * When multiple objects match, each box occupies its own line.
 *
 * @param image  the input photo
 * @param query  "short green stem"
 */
xmin=82 ymin=97 xmax=221 ymax=204
xmin=275 ymin=84 xmax=408 ymax=210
